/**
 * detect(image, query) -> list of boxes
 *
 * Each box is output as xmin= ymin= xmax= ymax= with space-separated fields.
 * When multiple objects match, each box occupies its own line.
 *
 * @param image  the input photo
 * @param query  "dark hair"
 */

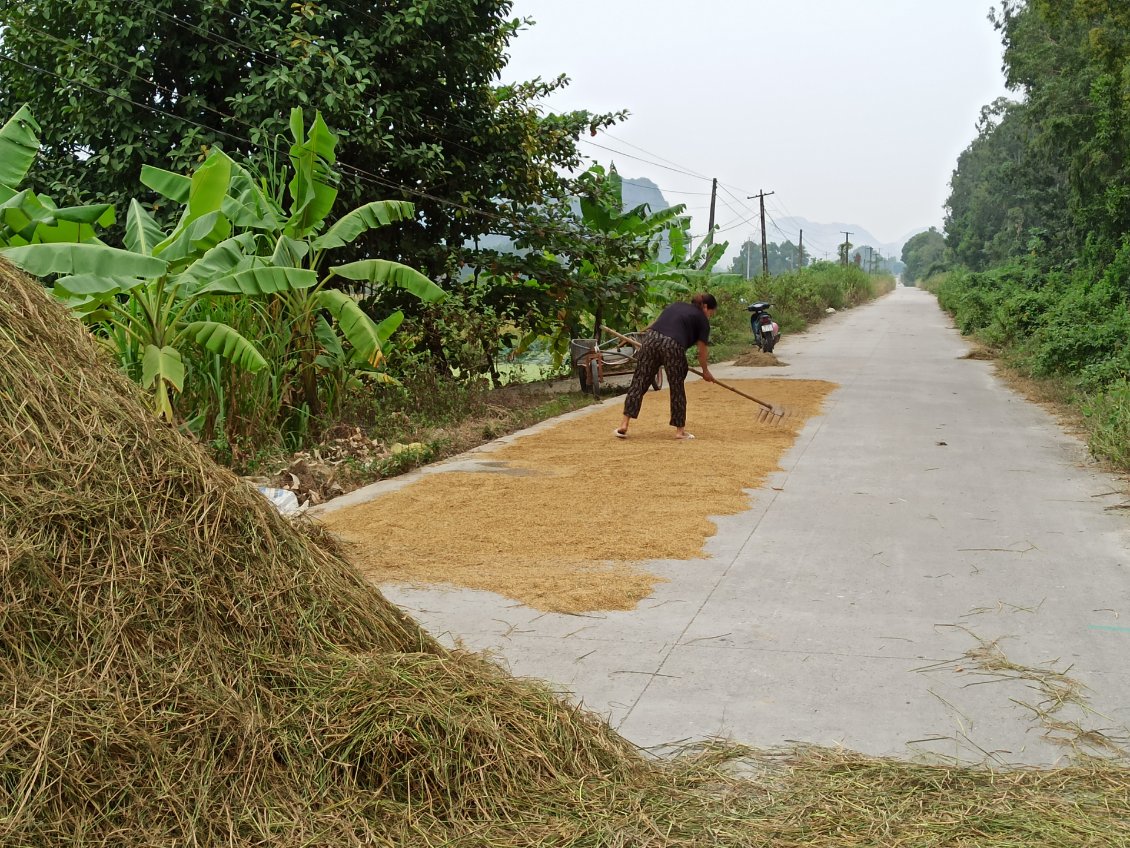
xmin=691 ymin=293 xmax=718 ymax=310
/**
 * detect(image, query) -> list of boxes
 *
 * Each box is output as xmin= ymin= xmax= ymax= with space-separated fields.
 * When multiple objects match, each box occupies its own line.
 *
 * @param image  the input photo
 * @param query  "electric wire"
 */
xmin=19 ymin=0 xmax=735 ymax=220
xmin=593 ymin=130 xmax=711 ymax=180
xmin=17 ymin=0 xmax=732 ymax=222
xmin=578 ymin=139 xmax=712 ymax=180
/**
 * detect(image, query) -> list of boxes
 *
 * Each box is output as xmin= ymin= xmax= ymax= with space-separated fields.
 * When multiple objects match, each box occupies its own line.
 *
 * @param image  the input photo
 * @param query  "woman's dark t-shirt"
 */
xmin=650 ymin=302 xmax=711 ymax=349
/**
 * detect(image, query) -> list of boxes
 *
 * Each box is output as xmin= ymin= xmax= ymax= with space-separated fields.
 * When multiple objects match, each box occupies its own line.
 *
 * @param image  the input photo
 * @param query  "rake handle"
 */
xmin=688 ymin=368 xmax=775 ymax=412
xmin=599 ymin=326 xmax=778 ymax=414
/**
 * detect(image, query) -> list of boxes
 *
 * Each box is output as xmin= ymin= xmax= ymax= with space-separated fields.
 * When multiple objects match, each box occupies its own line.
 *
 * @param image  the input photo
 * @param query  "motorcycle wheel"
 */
xmin=762 ymin=334 xmax=776 ymax=354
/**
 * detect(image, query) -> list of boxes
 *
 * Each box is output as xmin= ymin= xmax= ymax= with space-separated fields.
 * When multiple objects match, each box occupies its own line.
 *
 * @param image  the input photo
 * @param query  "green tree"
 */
xmin=900 ymin=227 xmax=949 ymax=283
xmin=990 ymin=0 xmax=1130 ymax=261
xmin=729 ymin=240 xmax=761 ymax=278
xmin=728 ymin=239 xmax=803 ymax=277
xmin=0 ymin=0 xmax=622 ymax=276
xmin=944 ymin=97 xmax=1071 ymax=270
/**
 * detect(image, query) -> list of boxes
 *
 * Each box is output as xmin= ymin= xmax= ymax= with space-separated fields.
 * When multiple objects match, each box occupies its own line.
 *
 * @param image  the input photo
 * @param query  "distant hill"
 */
xmin=767 ymin=217 xmax=916 ymax=262
xmin=473 ymin=181 xmax=921 ymax=268
xmin=619 ymin=176 xmax=670 ymax=215
xmin=471 ymin=174 xmax=675 ymax=260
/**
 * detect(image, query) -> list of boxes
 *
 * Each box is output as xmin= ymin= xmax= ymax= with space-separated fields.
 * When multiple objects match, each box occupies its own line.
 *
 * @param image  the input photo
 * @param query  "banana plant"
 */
xmin=0 ymin=149 xmax=305 ymax=420
xmin=144 ymin=108 xmax=445 ymax=418
xmin=574 ymin=163 xmax=688 ymax=338
xmin=0 ymin=106 xmax=114 ymax=246
xmin=1 ymin=107 xmax=443 ymax=427
xmin=640 ymin=215 xmax=740 ymax=315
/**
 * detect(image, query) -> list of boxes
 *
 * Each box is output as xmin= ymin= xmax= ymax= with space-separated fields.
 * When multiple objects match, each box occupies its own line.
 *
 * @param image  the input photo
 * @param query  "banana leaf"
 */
xmin=124 ymin=200 xmax=167 ymax=256
xmin=198 ymin=265 xmax=317 ymax=295
xmin=0 ymin=106 xmax=41 ymax=192
xmin=330 ymin=259 xmax=445 ymax=303
xmin=1 ymin=242 xmax=167 ymax=278
xmin=182 ymin=321 xmax=267 ymax=372
xmin=312 ymin=200 xmax=415 ymax=251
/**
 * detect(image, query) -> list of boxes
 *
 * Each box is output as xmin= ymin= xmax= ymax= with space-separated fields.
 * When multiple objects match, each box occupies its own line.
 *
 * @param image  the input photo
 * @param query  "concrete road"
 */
xmin=343 ymin=287 xmax=1130 ymax=765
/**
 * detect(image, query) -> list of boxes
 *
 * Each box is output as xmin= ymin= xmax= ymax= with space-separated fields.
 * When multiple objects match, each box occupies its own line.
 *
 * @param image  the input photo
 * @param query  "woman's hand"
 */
xmin=696 ymin=341 xmax=714 ymax=381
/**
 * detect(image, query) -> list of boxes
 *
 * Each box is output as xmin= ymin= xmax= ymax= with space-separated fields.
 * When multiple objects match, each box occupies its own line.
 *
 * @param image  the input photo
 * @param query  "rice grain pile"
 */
xmin=2 ymin=258 xmax=1128 ymax=847
xmin=322 ymin=378 xmax=832 ymax=612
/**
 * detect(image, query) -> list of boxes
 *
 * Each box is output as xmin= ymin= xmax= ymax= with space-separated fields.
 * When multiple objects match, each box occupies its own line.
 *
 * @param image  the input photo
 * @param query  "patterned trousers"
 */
xmin=622 ymin=331 xmax=690 ymax=427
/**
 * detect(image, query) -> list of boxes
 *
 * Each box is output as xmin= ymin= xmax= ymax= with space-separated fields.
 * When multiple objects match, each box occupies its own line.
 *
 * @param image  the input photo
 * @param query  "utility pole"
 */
xmin=798 ymin=229 xmax=804 ymax=271
xmin=705 ymin=178 xmax=718 ymax=248
xmin=840 ymin=231 xmax=852 ymax=266
xmin=746 ymin=190 xmax=775 ymax=276
xmin=745 ymin=235 xmax=752 ymax=279
xmin=866 ymin=246 xmax=873 ymax=273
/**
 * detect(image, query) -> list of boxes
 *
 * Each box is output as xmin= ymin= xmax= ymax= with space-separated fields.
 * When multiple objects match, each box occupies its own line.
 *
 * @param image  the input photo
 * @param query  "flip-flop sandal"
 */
xmin=613 ymin=428 xmax=628 ymax=439
xmin=675 ymin=432 xmax=695 ymax=440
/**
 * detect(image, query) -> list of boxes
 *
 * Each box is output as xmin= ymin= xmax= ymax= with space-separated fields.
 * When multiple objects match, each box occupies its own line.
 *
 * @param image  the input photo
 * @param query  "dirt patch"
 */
xmin=732 ymin=349 xmax=787 ymax=367
xmin=320 ymin=378 xmax=834 ymax=612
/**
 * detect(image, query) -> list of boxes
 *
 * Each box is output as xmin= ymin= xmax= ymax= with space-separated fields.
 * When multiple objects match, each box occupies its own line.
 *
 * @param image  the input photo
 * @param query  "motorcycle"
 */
xmin=746 ymin=301 xmax=780 ymax=353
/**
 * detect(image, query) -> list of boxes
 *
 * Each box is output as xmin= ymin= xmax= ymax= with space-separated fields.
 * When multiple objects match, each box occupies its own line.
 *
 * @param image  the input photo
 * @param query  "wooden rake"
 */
xmin=601 ymin=327 xmax=790 ymax=425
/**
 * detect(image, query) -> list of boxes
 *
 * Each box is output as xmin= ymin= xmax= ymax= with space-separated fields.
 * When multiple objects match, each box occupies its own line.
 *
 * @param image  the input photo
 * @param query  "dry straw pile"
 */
xmin=2 ymin=259 xmax=1128 ymax=846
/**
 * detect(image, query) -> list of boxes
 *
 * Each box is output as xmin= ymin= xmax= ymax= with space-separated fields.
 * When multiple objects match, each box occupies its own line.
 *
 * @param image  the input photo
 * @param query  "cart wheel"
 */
xmin=651 ymin=368 xmax=664 ymax=391
xmin=578 ymin=364 xmax=591 ymax=393
xmin=589 ymin=358 xmax=602 ymax=399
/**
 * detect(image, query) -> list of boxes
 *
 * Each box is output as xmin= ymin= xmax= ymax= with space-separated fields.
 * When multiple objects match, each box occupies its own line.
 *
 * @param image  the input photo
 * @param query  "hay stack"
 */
xmin=0 ymin=260 xmax=637 ymax=844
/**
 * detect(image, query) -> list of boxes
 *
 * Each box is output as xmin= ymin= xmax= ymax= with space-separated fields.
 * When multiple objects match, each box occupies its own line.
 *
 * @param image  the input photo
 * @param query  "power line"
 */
xmin=0 ymin=54 xmax=713 ymax=260
xmin=579 ymin=139 xmax=713 ymax=181
xmin=594 ymin=130 xmax=710 ymax=180
xmin=3 ymin=4 xmax=752 ymax=254
xmin=118 ymin=0 xmax=286 ymax=67
xmin=616 ymin=178 xmax=709 ymax=196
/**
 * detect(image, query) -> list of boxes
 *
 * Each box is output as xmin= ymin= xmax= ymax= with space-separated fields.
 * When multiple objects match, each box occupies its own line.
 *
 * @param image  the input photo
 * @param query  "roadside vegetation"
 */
xmin=709 ymin=263 xmax=892 ymax=361
xmin=906 ymin=2 xmax=1130 ymax=471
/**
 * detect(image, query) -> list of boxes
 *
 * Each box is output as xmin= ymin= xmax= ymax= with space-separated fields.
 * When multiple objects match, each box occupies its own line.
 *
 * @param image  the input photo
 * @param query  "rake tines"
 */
xmin=756 ymin=405 xmax=789 ymax=425
xmin=690 ymin=368 xmax=791 ymax=425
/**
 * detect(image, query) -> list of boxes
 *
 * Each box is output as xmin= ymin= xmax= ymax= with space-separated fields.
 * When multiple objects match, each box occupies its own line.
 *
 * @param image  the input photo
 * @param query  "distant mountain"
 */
xmin=470 ymin=174 xmax=675 ymax=259
xmin=472 ymin=180 xmax=924 ymax=268
xmin=768 ymin=217 xmax=915 ymax=262
xmin=619 ymin=176 xmax=670 ymax=215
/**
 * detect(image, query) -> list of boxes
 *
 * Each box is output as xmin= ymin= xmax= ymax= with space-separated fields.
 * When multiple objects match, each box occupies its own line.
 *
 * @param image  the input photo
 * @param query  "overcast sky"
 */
xmin=501 ymin=0 xmax=1012 ymax=257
